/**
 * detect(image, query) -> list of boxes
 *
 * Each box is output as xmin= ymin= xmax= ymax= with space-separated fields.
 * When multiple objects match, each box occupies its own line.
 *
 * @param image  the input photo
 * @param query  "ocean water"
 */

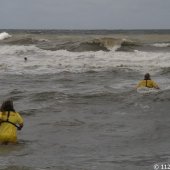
xmin=0 ymin=30 xmax=170 ymax=170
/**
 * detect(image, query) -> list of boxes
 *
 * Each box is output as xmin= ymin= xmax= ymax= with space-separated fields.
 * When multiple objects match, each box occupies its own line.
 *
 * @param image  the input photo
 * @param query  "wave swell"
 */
xmin=0 ymin=32 xmax=142 ymax=52
xmin=1 ymin=31 xmax=170 ymax=52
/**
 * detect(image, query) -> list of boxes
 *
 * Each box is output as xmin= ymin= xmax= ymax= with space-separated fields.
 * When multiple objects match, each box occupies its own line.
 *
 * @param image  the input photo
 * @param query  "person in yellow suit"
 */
xmin=136 ymin=73 xmax=160 ymax=89
xmin=0 ymin=99 xmax=24 ymax=144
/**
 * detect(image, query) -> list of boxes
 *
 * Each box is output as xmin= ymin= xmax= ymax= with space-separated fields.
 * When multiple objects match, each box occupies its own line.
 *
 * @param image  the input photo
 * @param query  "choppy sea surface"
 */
xmin=0 ymin=29 xmax=170 ymax=170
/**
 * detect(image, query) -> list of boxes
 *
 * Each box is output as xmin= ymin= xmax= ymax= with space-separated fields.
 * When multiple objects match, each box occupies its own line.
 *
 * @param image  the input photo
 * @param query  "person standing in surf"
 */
xmin=24 ymin=57 xmax=28 ymax=62
xmin=136 ymin=73 xmax=160 ymax=89
xmin=0 ymin=99 xmax=24 ymax=144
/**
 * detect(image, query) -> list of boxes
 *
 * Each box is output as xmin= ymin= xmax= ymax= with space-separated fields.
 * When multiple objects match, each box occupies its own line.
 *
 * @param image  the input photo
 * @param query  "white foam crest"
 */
xmin=152 ymin=43 xmax=170 ymax=47
xmin=0 ymin=45 xmax=42 ymax=55
xmin=0 ymin=46 xmax=170 ymax=75
xmin=0 ymin=32 xmax=12 ymax=40
xmin=30 ymin=49 xmax=170 ymax=74
xmin=108 ymin=45 xmax=121 ymax=51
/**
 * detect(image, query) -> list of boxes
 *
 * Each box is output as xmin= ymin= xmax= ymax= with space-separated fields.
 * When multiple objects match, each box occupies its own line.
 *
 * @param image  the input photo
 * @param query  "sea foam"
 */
xmin=0 ymin=44 xmax=170 ymax=75
xmin=0 ymin=32 xmax=12 ymax=40
xmin=152 ymin=43 xmax=170 ymax=47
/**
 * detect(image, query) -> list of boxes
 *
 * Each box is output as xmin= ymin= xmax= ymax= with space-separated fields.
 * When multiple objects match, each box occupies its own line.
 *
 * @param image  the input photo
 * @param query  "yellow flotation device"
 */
xmin=136 ymin=80 xmax=159 ymax=89
xmin=0 ymin=111 xmax=23 ymax=143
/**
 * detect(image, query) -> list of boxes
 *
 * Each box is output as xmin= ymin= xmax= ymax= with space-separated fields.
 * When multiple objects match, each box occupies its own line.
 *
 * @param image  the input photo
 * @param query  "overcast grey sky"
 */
xmin=0 ymin=0 xmax=170 ymax=29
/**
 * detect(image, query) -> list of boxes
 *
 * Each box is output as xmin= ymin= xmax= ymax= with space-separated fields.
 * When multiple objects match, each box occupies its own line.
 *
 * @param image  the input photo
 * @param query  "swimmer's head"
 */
xmin=144 ymin=73 xmax=151 ymax=80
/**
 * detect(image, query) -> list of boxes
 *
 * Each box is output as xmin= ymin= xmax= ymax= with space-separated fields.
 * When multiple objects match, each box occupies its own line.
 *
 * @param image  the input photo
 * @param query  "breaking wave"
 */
xmin=0 ymin=32 xmax=12 ymax=40
xmin=35 ymin=38 xmax=140 ymax=52
xmin=116 ymin=39 xmax=141 ymax=51
xmin=1 ymin=30 xmax=170 ymax=52
xmin=0 ymin=32 xmax=141 ymax=52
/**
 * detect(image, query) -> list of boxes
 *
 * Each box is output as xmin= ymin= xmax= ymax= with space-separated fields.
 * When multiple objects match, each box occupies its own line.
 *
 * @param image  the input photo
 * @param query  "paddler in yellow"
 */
xmin=0 ymin=99 xmax=24 ymax=144
xmin=136 ymin=73 xmax=160 ymax=89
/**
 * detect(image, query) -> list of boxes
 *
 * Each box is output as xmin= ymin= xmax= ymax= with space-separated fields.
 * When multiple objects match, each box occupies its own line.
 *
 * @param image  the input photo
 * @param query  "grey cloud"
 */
xmin=0 ymin=0 xmax=170 ymax=29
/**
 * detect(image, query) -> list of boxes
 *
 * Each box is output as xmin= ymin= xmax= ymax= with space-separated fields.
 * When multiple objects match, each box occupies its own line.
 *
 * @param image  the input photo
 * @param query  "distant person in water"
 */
xmin=24 ymin=57 xmax=27 ymax=62
xmin=136 ymin=73 xmax=160 ymax=89
xmin=0 ymin=99 xmax=24 ymax=144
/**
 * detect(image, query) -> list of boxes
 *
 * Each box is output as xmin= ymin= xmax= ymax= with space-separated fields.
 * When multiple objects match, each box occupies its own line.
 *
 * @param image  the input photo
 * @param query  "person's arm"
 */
xmin=16 ymin=112 xmax=24 ymax=130
xmin=17 ymin=123 xmax=23 ymax=130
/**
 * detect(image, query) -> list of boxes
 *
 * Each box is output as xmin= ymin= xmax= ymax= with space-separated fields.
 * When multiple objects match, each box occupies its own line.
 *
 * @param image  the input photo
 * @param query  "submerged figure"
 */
xmin=136 ymin=73 xmax=160 ymax=89
xmin=24 ymin=57 xmax=27 ymax=62
xmin=0 ymin=99 xmax=24 ymax=144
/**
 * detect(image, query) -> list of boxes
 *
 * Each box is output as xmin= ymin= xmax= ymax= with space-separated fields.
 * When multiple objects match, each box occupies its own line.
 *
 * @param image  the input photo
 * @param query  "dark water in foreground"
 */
xmin=0 ymin=72 xmax=170 ymax=170
xmin=0 ymin=30 xmax=170 ymax=170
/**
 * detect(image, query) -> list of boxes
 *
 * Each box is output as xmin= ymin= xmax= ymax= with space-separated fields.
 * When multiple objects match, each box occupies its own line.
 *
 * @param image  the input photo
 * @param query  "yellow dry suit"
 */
xmin=136 ymin=80 xmax=159 ymax=89
xmin=0 ymin=111 xmax=23 ymax=143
